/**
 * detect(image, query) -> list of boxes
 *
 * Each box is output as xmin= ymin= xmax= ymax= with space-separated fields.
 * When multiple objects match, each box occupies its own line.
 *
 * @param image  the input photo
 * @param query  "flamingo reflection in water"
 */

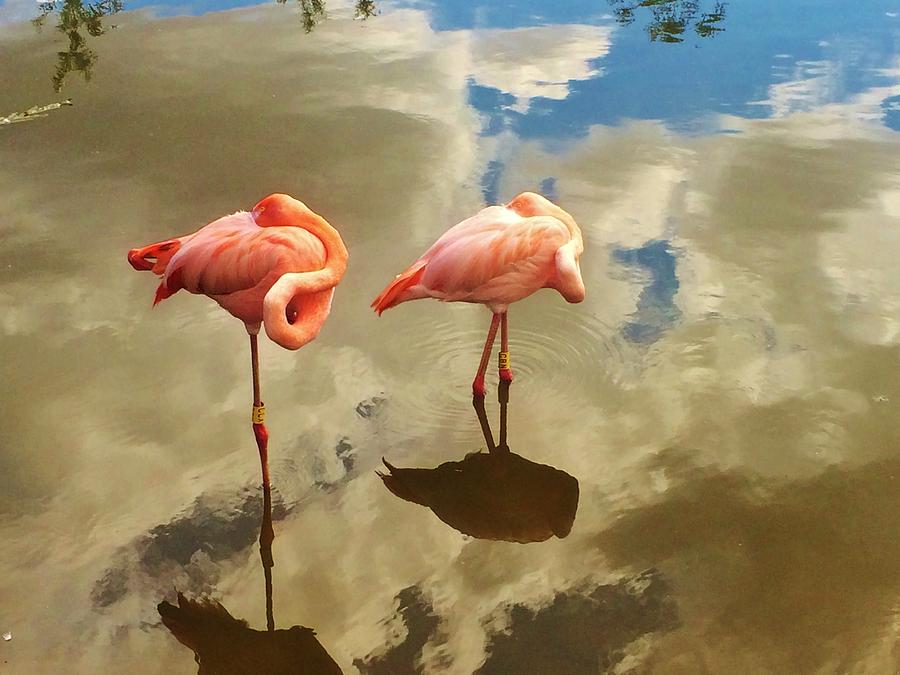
xmin=158 ymin=486 xmax=343 ymax=675
xmin=378 ymin=381 xmax=579 ymax=543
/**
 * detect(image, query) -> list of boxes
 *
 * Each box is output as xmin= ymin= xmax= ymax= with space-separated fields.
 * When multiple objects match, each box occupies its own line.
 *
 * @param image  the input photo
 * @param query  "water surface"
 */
xmin=1 ymin=0 xmax=899 ymax=672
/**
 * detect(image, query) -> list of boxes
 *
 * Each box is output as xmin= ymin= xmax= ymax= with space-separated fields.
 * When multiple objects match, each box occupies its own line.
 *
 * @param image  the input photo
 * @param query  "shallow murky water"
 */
xmin=1 ymin=0 xmax=899 ymax=673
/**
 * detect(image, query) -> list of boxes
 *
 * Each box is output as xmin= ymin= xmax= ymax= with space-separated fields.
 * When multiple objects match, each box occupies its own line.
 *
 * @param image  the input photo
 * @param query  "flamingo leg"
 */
xmin=250 ymin=333 xmax=275 ymax=553
xmin=499 ymin=312 xmax=513 ymax=383
xmin=473 ymin=313 xmax=501 ymax=397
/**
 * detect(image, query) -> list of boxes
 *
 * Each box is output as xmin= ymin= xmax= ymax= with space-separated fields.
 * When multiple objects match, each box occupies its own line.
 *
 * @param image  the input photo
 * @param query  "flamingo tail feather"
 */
xmin=371 ymin=261 xmax=427 ymax=315
xmin=152 ymin=267 xmax=183 ymax=307
xmin=153 ymin=281 xmax=177 ymax=306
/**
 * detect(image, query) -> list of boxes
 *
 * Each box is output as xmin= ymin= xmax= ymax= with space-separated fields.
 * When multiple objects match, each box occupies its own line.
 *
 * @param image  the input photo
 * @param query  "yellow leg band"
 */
xmin=498 ymin=351 xmax=511 ymax=370
xmin=252 ymin=404 xmax=266 ymax=424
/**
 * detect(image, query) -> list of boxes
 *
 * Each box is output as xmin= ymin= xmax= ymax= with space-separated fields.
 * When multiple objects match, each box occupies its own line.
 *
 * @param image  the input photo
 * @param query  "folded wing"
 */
xmin=162 ymin=212 xmax=326 ymax=300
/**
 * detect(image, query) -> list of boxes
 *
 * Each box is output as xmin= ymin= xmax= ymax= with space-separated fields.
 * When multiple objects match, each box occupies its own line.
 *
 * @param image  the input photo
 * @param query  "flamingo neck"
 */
xmin=262 ymin=285 xmax=334 ymax=350
xmin=295 ymin=211 xmax=349 ymax=288
xmin=546 ymin=206 xmax=583 ymax=250
xmin=260 ymin=211 xmax=347 ymax=351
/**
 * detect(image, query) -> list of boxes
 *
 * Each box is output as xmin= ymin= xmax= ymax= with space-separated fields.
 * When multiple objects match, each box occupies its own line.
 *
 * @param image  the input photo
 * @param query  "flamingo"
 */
xmin=371 ymin=192 xmax=584 ymax=396
xmin=127 ymin=194 xmax=348 ymax=496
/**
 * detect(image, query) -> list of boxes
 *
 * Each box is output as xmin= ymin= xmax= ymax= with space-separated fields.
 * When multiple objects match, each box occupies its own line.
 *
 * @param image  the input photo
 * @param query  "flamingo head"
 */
xmin=251 ymin=193 xmax=311 ymax=227
xmin=506 ymin=191 xmax=553 ymax=217
xmin=507 ymin=191 xmax=580 ymax=241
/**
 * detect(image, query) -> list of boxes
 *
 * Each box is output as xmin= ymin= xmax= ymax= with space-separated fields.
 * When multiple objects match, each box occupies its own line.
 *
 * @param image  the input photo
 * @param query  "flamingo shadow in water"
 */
xmin=378 ymin=381 xmax=579 ymax=543
xmin=157 ymin=486 xmax=342 ymax=675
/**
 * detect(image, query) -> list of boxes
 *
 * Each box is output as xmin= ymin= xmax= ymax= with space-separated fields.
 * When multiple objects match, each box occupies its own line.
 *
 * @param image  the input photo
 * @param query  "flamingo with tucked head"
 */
xmin=372 ymin=191 xmax=584 ymax=396
xmin=128 ymin=193 xmax=348 ymax=499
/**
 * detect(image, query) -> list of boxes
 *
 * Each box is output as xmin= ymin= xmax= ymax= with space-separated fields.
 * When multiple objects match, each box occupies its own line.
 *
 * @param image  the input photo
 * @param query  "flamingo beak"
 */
xmin=127 ymin=248 xmax=154 ymax=271
xmin=127 ymin=240 xmax=180 ymax=273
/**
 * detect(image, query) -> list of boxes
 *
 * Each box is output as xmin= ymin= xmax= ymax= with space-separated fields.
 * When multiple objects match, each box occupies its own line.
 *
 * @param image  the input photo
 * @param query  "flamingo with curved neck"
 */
xmin=372 ymin=191 xmax=583 ymax=396
xmin=127 ymin=194 xmax=348 ymax=523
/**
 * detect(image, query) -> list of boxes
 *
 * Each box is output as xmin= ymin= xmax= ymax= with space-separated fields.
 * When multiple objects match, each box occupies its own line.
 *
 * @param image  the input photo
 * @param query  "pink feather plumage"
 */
xmin=128 ymin=194 xmax=348 ymax=350
xmin=372 ymin=191 xmax=584 ymax=315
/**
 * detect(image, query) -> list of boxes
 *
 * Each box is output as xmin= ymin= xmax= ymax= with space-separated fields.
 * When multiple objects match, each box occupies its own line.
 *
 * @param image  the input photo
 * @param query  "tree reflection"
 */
xmin=354 ymin=0 xmax=376 ymax=19
xmin=275 ymin=0 xmax=377 ymax=33
xmin=32 ymin=0 xmax=123 ymax=91
xmin=275 ymin=0 xmax=324 ymax=33
xmin=378 ymin=382 xmax=580 ymax=543
xmin=608 ymin=0 xmax=727 ymax=42
xmin=31 ymin=0 xmax=375 ymax=91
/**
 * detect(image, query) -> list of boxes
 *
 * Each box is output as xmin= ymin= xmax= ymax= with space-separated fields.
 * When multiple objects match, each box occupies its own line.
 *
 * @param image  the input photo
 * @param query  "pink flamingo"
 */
xmin=128 ymin=193 xmax=348 ymax=492
xmin=372 ymin=192 xmax=584 ymax=396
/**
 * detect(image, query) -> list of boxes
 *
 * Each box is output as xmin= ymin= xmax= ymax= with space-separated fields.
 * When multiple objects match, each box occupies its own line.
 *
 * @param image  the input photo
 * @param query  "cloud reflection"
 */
xmin=0 ymin=2 xmax=899 ymax=673
xmin=598 ymin=451 xmax=900 ymax=672
xmin=468 ymin=25 xmax=613 ymax=111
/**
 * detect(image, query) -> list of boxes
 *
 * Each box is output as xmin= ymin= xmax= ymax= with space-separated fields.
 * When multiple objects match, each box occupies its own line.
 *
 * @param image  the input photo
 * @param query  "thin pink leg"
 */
xmin=473 ymin=313 xmax=501 ymax=397
xmin=499 ymin=312 xmax=513 ymax=383
xmin=250 ymin=334 xmax=274 ymax=553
